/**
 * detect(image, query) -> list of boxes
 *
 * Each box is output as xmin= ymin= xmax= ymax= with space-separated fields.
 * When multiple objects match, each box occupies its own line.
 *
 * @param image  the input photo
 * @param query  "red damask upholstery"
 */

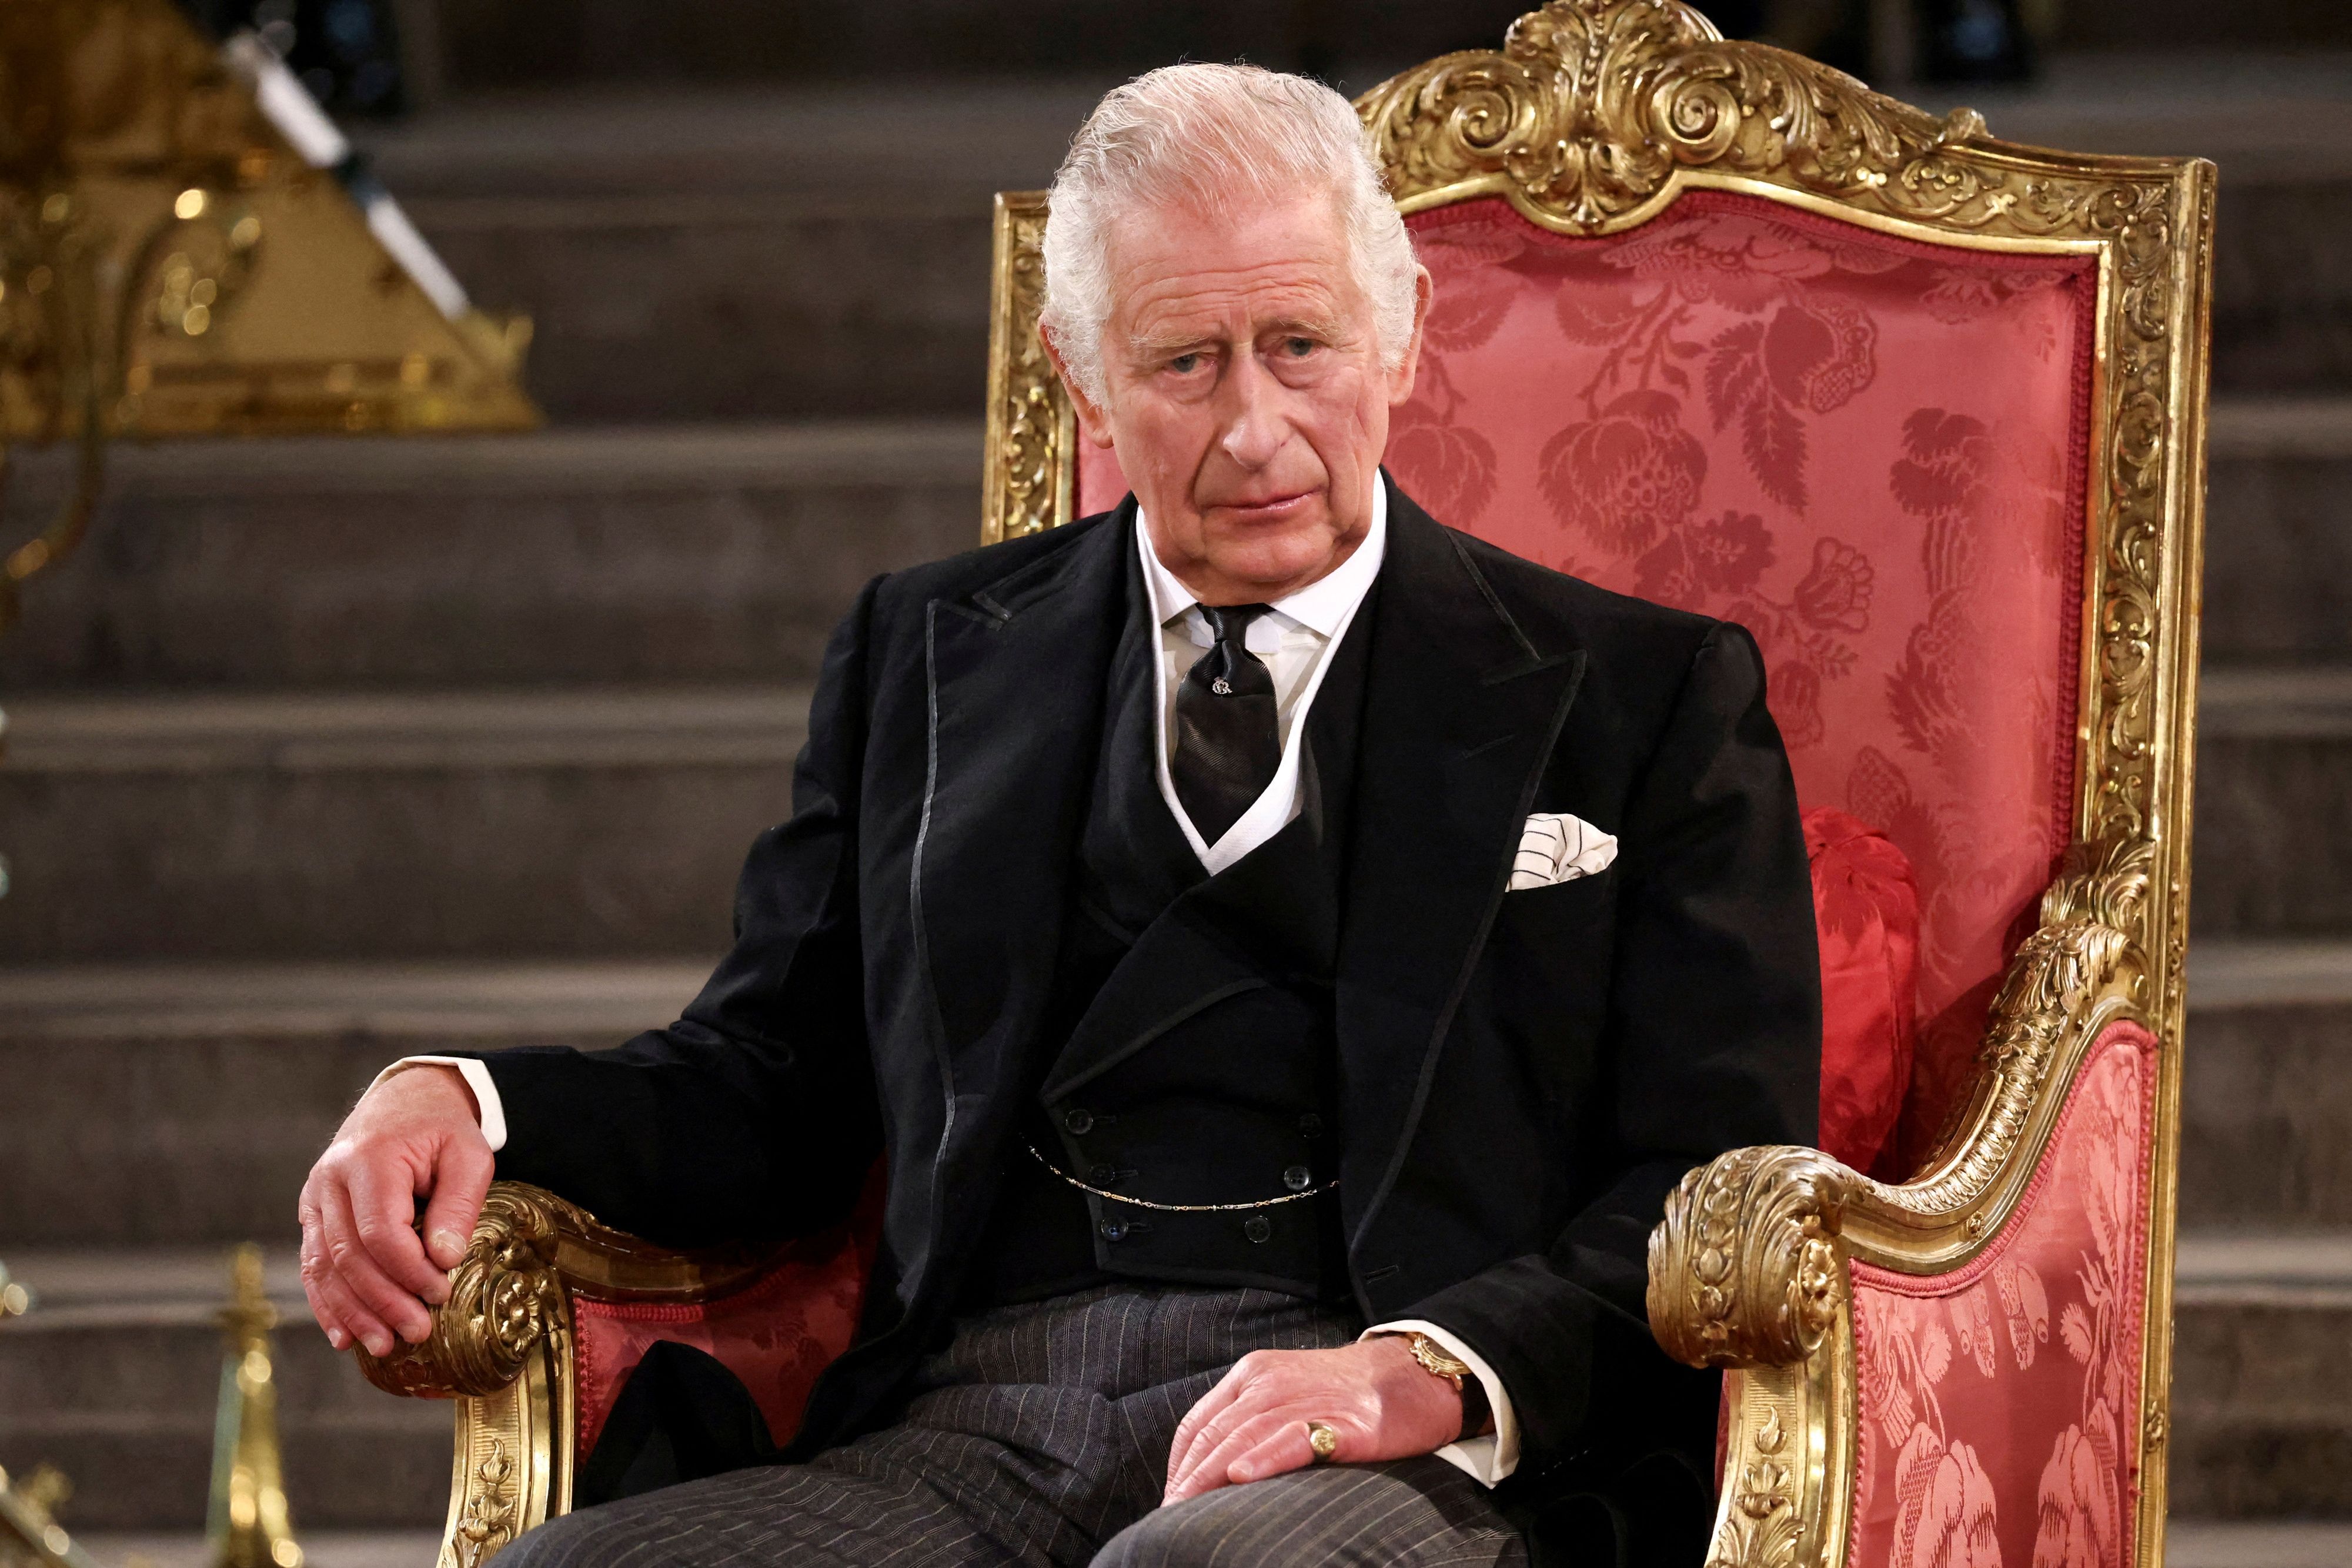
xmin=1080 ymin=188 xmax=2096 ymax=1171
xmin=1847 ymin=1021 xmax=2154 ymax=1568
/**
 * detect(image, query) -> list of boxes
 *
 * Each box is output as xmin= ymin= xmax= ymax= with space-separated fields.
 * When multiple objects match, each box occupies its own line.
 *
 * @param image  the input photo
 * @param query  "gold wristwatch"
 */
xmin=1385 ymin=1331 xmax=1491 ymax=1442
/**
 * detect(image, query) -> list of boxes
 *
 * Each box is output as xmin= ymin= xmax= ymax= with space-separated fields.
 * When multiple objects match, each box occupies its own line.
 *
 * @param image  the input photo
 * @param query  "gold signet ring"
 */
xmin=1305 ymin=1421 xmax=1340 ymax=1463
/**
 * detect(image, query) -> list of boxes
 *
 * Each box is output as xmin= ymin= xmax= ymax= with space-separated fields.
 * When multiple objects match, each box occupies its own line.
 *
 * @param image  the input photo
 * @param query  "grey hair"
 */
xmin=1040 ymin=62 xmax=1420 ymax=409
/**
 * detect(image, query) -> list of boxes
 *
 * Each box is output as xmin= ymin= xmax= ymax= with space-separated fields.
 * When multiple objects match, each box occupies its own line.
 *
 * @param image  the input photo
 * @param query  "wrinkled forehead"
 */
xmin=1102 ymin=185 xmax=1367 ymax=337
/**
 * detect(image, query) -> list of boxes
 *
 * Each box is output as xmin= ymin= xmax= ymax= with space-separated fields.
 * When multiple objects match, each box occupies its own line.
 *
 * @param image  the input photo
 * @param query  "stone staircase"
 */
xmin=1 ymin=56 xmax=2348 ymax=1567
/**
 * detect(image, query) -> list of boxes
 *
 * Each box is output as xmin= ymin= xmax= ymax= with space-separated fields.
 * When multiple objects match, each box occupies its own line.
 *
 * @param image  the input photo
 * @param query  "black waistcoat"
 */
xmin=962 ymin=552 xmax=1375 ymax=1307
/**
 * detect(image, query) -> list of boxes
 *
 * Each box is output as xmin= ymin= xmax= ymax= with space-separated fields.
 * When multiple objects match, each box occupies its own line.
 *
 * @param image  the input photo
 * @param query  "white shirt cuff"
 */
xmin=369 ymin=1055 xmax=507 ymax=1152
xmin=1362 ymin=1319 xmax=1521 ymax=1486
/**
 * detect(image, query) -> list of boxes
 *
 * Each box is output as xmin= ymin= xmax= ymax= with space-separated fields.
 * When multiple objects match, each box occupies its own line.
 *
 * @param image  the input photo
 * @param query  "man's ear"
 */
xmin=1386 ymin=263 xmax=1435 ymax=407
xmin=1039 ymin=325 xmax=1118 ymax=451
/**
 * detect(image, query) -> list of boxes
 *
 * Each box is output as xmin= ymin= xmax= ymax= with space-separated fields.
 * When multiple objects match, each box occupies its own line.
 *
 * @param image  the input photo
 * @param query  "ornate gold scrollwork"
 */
xmin=980 ymin=192 xmax=1075 ymax=544
xmin=1708 ymin=1404 xmax=1803 ymax=1568
xmin=356 ymin=1185 xmax=570 ymax=1400
xmin=1360 ymin=0 xmax=2003 ymax=237
xmin=452 ymin=1437 xmax=519 ymax=1568
xmin=349 ymin=1181 xmax=784 ymax=1567
xmin=1649 ymin=1146 xmax=1847 ymax=1370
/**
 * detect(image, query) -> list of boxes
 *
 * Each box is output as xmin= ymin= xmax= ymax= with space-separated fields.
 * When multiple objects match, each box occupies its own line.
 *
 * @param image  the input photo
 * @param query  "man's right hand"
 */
xmin=298 ymin=1064 xmax=495 ymax=1358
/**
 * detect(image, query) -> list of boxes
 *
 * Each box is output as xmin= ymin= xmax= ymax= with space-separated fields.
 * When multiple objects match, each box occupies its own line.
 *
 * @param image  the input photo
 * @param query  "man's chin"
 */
xmin=1198 ymin=544 xmax=1339 ymax=595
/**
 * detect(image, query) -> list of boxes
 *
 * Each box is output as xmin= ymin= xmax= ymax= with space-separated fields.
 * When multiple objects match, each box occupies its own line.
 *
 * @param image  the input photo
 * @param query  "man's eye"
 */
xmin=1282 ymin=337 xmax=1317 ymax=357
xmin=1168 ymin=353 xmax=1202 ymax=375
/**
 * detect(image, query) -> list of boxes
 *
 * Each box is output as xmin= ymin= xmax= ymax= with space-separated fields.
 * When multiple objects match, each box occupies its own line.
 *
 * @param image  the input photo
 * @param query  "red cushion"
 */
xmin=1806 ymin=806 xmax=1920 ymax=1179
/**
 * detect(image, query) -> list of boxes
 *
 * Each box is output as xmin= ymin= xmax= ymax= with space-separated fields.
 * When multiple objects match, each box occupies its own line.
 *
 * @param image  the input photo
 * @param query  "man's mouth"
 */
xmin=1210 ymin=490 xmax=1318 ymax=524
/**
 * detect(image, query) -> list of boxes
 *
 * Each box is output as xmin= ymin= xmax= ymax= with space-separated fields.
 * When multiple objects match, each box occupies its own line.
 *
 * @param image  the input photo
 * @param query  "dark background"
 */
xmin=183 ymin=0 xmax=2352 ymax=111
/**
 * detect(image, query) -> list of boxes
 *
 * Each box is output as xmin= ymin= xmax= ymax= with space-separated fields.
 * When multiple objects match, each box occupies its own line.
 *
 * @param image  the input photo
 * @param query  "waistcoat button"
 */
xmin=1063 ymin=1108 xmax=1095 ymax=1135
xmin=1242 ymin=1215 xmax=1272 ymax=1244
xmin=1101 ymin=1219 xmax=1128 ymax=1243
xmin=1089 ymin=1164 xmax=1120 ymax=1187
xmin=1282 ymin=1165 xmax=1312 ymax=1192
xmin=1297 ymin=1113 xmax=1324 ymax=1138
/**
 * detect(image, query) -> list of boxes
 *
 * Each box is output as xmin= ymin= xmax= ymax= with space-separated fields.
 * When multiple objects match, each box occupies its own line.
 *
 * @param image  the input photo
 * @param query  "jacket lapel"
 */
xmin=1335 ymin=482 xmax=1587 ymax=1252
xmin=916 ymin=507 xmax=1132 ymax=1120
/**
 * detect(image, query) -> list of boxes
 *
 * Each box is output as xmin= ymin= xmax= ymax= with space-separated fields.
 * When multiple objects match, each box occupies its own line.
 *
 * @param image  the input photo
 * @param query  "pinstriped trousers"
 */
xmin=497 ymin=1285 xmax=1528 ymax=1567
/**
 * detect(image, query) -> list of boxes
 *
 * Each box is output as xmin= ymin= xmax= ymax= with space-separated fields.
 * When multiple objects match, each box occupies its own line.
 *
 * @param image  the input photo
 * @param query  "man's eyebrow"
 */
xmin=1126 ymin=327 xmax=1218 ymax=359
xmin=1259 ymin=313 xmax=1346 ymax=339
xmin=1125 ymin=314 xmax=1348 ymax=359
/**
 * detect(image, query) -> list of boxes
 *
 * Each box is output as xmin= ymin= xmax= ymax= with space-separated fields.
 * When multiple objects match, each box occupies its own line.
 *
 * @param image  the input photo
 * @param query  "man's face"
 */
xmin=1050 ymin=190 xmax=1429 ymax=606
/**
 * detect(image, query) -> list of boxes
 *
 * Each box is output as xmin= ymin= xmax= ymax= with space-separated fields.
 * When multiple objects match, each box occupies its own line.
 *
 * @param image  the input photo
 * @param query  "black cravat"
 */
xmin=1172 ymin=604 xmax=1281 ymax=844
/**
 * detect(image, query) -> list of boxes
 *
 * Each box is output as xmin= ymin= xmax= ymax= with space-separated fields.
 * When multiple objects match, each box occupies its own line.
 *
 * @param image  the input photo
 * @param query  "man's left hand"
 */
xmin=1163 ymin=1336 xmax=1461 ymax=1503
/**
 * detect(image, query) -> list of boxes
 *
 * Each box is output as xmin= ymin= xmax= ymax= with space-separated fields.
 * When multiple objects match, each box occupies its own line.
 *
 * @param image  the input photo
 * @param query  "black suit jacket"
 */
xmin=480 ymin=480 xmax=1820 ymax=1503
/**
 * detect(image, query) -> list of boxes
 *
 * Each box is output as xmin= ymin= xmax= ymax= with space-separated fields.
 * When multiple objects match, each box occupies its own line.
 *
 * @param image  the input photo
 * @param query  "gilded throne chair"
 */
xmin=359 ymin=5 xmax=2214 ymax=1566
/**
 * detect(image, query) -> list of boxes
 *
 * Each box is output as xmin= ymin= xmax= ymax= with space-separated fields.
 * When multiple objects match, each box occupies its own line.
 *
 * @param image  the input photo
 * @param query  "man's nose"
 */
xmin=1215 ymin=354 xmax=1287 ymax=470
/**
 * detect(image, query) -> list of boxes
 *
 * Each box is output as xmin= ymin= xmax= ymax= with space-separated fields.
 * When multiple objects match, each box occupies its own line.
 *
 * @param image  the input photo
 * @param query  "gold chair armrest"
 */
xmin=350 ymin=1181 xmax=784 ymax=1567
xmin=1646 ymin=834 xmax=2150 ymax=1369
xmin=354 ymin=1184 xmax=573 ymax=1400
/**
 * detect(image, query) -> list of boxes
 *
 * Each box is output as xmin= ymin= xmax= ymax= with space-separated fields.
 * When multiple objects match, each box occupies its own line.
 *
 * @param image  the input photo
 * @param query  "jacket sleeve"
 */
xmin=1400 ymin=619 xmax=1822 ymax=1476
xmin=453 ymin=577 xmax=890 ymax=1248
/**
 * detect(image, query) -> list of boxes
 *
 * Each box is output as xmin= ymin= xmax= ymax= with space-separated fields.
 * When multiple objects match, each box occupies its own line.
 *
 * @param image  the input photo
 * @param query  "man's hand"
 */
xmin=297 ymin=1065 xmax=494 ymax=1358
xmin=1163 ymin=1337 xmax=1462 ymax=1503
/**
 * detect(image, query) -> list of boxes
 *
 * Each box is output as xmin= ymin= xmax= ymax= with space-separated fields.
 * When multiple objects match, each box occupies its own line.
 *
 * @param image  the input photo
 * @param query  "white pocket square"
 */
xmin=1510 ymin=812 xmax=1618 ymax=891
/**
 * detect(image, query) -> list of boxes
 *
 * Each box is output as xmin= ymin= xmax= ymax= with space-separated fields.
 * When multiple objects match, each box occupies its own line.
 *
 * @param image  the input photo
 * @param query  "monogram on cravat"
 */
xmin=1172 ymin=603 xmax=1281 ymax=844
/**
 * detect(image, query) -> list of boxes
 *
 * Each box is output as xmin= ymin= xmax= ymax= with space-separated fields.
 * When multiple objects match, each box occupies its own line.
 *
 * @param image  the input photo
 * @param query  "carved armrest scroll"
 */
xmin=356 ymin=1184 xmax=571 ymax=1399
xmin=1646 ymin=837 xmax=2151 ymax=1369
xmin=1648 ymin=1144 xmax=1852 ymax=1368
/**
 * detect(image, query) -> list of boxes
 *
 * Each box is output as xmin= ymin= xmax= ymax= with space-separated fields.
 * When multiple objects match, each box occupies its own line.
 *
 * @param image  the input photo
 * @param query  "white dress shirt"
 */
xmin=383 ymin=476 xmax=1517 ymax=1485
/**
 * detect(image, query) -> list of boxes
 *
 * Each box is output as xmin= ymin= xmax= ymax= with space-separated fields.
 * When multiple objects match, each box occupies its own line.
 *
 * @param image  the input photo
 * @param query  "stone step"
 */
xmin=2 ymin=665 xmax=2328 ymax=966
xmin=0 ymin=960 xmax=707 ymax=1245
xmin=335 ymin=69 xmax=2352 ymax=422
xmin=0 ymin=935 xmax=2336 ymax=1246
xmin=2183 ymin=939 xmax=2352 ymax=1230
xmin=358 ymin=86 xmax=1093 ymax=424
xmin=0 ymin=399 xmax=2327 ymax=706
xmin=2203 ymin=400 xmax=2352 ymax=664
xmin=0 ymin=422 xmax=979 ymax=693
xmin=2170 ymin=1231 xmax=2352 ymax=1517
xmin=0 ymin=397 xmax=2327 ymax=695
xmin=2189 ymin=667 xmax=2352 ymax=938
xmin=2164 ymin=1522 xmax=2352 ymax=1567
xmin=0 ymin=686 xmax=808 ymax=962
xmin=0 ymin=1248 xmax=447 ymax=1531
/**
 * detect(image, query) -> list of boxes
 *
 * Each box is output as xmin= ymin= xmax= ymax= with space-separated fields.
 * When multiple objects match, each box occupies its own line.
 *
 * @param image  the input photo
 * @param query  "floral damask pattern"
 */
xmin=1849 ymin=1022 xmax=2153 ymax=1568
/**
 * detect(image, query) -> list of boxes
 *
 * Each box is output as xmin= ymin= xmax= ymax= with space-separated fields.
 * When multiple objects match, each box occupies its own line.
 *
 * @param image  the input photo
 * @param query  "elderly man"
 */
xmin=300 ymin=63 xmax=1817 ymax=1568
